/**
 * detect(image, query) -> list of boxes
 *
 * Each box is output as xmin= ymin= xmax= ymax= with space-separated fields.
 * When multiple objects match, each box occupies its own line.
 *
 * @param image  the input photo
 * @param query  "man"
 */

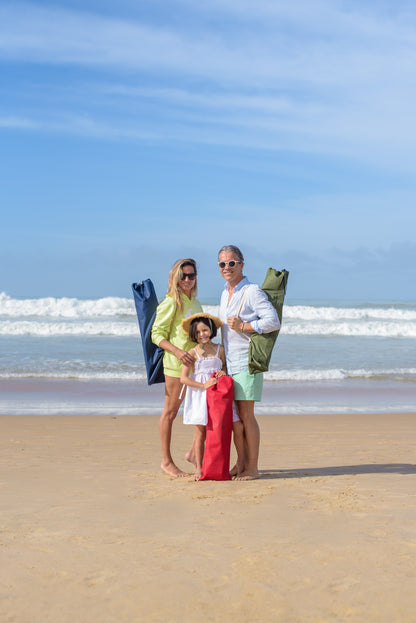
xmin=218 ymin=245 xmax=280 ymax=480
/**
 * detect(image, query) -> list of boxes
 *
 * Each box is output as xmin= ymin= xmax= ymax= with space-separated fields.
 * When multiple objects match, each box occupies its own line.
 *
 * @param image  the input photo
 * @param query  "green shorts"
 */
xmin=232 ymin=370 xmax=263 ymax=402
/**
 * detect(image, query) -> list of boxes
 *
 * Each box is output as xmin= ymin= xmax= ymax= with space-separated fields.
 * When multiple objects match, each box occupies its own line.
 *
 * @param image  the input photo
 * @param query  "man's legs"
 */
xmin=234 ymin=399 xmax=260 ymax=480
xmin=230 ymin=419 xmax=245 ymax=477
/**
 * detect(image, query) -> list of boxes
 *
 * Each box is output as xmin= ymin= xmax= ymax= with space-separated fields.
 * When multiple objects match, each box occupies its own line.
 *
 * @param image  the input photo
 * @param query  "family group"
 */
xmin=151 ymin=245 xmax=281 ymax=481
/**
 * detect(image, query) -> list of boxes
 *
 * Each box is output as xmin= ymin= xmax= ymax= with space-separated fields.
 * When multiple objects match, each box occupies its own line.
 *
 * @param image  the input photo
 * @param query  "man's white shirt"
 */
xmin=219 ymin=276 xmax=280 ymax=375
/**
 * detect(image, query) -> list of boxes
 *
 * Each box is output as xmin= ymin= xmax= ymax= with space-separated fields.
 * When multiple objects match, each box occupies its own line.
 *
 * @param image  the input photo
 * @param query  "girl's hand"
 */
xmin=176 ymin=349 xmax=195 ymax=366
xmin=203 ymin=377 xmax=217 ymax=389
xmin=215 ymin=370 xmax=225 ymax=378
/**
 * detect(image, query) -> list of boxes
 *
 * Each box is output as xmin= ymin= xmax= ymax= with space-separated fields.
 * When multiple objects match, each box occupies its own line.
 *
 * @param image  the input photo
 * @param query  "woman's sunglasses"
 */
xmin=180 ymin=272 xmax=197 ymax=280
xmin=218 ymin=260 xmax=242 ymax=269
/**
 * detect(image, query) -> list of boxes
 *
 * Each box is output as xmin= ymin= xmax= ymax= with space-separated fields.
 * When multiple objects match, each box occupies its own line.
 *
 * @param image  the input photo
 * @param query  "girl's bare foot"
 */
xmin=185 ymin=451 xmax=197 ymax=468
xmin=192 ymin=470 xmax=202 ymax=481
xmin=161 ymin=461 xmax=189 ymax=478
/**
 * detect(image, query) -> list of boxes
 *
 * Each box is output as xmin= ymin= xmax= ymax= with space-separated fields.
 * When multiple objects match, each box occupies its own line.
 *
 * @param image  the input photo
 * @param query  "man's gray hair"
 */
xmin=218 ymin=245 xmax=244 ymax=262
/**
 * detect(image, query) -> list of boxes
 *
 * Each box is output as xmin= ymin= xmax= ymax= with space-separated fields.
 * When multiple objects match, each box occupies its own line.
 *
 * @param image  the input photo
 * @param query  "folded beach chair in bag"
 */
xmin=200 ymin=375 xmax=234 ymax=481
xmin=131 ymin=279 xmax=165 ymax=385
xmin=248 ymin=268 xmax=289 ymax=375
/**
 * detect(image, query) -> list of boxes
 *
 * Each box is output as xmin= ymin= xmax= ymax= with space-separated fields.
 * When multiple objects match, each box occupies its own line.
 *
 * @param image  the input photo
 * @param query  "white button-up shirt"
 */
xmin=219 ymin=276 xmax=280 ymax=375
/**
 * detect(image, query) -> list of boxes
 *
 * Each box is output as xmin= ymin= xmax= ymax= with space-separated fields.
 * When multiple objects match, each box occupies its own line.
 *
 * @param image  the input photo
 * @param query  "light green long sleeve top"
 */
xmin=151 ymin=294 xmax=203 ymax=378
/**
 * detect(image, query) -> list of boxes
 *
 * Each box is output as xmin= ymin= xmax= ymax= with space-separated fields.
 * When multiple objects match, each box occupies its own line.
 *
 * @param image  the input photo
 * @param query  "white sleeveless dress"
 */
xmin=183 ymin=345 xmax=222 ymax=426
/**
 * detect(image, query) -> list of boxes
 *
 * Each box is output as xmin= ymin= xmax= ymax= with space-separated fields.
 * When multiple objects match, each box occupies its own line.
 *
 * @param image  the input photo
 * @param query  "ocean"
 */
xmin=1 ymin=292 xmax=415 ymax=416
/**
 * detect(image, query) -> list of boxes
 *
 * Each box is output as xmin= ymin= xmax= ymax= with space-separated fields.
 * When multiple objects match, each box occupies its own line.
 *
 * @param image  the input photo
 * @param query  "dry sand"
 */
xmin=1 ymin=413 xmax=416 ymax=623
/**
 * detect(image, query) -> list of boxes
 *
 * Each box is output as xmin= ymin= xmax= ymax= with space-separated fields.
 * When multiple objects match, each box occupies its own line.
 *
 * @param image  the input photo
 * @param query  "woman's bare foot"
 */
xmin=233 ymin=470 xmax=260 ymax=481
xmin=185 ymin=451 xmax=197 ymax=468
xmin=192 ymin=470 xmax=202 ymax=481
xmin=161 ymin=461 xmax=189 ymax=478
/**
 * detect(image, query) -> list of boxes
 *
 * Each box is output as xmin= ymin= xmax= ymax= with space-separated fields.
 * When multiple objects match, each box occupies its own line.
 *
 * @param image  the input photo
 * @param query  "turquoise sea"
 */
xmin=1 ymin=292 xmax=415 ymax=415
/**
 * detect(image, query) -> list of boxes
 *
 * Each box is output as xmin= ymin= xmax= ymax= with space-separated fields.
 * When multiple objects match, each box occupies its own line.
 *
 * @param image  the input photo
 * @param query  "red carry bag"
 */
xmin=200 ymin=375 xmax=234 ymax=481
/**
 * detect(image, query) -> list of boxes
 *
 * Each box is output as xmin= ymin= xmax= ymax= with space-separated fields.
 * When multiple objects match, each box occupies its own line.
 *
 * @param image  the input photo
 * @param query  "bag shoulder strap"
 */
xmin=236 ymin=285 xmax=250 ymax=316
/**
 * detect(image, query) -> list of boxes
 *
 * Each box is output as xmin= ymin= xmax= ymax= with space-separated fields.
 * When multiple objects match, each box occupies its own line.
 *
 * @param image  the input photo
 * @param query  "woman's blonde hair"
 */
xmin=167 ymin=258 xmax=198 ymax=310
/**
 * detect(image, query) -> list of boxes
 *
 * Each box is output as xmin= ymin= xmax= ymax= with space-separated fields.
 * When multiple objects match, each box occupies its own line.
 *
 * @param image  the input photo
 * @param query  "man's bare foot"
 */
xmin=229 ymin=462 xmax=244 ymax=478
xmin=161 ymin=461 xmax=189 ymax=478
xmin=233 ymin=470 xmax=260 ymax=481
xmin=185 ymin=451 xmax=197 ymax=468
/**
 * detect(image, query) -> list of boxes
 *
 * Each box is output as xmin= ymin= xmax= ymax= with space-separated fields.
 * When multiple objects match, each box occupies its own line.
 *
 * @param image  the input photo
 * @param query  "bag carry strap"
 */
xmin=237 ymin=285 xmax=251 ymax=342
xmin=236 ymin=285 xmax=250 ymax=317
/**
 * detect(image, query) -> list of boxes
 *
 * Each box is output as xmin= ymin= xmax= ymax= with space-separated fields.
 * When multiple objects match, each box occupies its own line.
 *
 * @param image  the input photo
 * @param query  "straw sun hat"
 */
xmin=181 ymin=312 xmax=223 ymax=334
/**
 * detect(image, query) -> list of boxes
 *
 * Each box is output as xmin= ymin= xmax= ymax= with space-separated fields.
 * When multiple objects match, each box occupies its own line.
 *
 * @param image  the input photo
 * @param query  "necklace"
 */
xmin=199 ymin=341 xmax=213 ymax=356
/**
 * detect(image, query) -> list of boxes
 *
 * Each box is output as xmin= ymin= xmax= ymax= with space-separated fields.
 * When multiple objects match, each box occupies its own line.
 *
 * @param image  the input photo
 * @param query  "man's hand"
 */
xmin=227 ymin=316 xmax=243 ymax=331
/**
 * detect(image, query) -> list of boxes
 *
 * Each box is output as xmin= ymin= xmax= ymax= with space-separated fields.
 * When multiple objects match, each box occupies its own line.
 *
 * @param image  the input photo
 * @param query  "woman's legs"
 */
xmin=159 ymin=375 xmax=188 ymax=477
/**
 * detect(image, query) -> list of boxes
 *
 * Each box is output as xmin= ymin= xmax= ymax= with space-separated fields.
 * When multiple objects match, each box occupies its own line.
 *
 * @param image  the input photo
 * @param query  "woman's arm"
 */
xmin=151 ymin=296 xmax=195 ymax=367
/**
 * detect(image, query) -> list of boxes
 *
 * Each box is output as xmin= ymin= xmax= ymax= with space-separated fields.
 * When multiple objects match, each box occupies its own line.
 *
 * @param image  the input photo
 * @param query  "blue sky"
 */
xmin=1 ymin=0 xmax=415 ymax=302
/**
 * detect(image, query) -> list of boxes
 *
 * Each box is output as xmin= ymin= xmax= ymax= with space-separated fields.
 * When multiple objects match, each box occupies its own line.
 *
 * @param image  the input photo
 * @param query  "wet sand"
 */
xmin=1 ymin=413 xmax=416 ymax=622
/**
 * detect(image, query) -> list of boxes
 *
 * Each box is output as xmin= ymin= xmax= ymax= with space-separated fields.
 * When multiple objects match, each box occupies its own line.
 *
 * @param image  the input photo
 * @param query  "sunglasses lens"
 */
xmin=219 ymin=261 xmax=237 ymax=268
xmin=181 ymin=273 xmax=196 ymax=280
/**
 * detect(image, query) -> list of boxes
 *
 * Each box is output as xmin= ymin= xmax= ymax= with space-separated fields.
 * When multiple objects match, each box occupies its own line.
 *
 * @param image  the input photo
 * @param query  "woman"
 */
xmin=151 ymin=258 xmax=203 ymax=477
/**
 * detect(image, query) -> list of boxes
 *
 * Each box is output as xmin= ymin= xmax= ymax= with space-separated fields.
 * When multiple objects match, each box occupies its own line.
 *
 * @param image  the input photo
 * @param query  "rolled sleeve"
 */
xmin=151 ymin=296 xmax=176 ymax=346
xmin=248 ymin=286 xmax=280 ymax=334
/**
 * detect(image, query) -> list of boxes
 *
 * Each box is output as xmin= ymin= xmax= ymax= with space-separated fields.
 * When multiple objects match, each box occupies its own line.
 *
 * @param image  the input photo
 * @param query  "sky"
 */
xmin=1 ymin=0 xmax=415 ymax=303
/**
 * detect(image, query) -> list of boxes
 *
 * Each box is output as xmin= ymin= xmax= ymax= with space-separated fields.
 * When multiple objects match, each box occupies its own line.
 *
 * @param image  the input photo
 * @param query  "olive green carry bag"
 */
xmin=248 ymin=268 xmax=289 ymax=374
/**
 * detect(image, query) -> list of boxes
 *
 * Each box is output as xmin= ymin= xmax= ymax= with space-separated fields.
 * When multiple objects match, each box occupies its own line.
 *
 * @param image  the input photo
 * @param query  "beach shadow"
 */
xmin=259 ymin=464 xmax=416 ymax=479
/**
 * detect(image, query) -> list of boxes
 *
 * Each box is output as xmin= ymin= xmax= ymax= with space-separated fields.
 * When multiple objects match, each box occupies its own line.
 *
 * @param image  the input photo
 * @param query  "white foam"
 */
xmin=264 ymin=368 xmax=416 ymax=382
xmin=1 ymin=293 xmax=415 ymax=338
xmin=0 ymin=320 xmax=138 ymax=337
xmin=285 ymin=305 xmax=416 ymax=322
xmin=283 ymin=321 xmax=416 ymax=338
xmin=0 ymin=292 xmax=135 ymax=318
xmin=0 ymin=370 xmax=147 ymax=381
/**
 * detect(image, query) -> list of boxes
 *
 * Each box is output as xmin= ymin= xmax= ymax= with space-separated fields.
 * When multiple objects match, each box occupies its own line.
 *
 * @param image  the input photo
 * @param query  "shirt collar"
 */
xmin=224 ymin=276 xmax=248 ymax=291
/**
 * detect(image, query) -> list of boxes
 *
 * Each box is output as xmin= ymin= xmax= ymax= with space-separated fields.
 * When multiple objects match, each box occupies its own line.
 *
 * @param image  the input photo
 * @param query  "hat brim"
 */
xmin=181 ymin=313 xmax=223 ymax=334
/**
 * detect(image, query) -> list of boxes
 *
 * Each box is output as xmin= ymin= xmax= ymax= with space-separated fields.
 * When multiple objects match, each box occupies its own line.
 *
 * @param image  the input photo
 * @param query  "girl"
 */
xmin=151 ymin=259 xmax=203 ymax=478
xmin=180 ymin=313 xmax=244 ymax=480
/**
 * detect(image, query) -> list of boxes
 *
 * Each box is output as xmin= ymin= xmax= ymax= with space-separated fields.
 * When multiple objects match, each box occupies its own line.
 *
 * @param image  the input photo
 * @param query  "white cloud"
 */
xmin=1 ymin=1 xmax=416 ymax=169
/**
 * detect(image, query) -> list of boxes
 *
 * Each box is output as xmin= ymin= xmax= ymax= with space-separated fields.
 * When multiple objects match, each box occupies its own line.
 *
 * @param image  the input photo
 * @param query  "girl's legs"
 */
xmin=193 ymin=425 xmax=206 ymax=480
xmin=185 ymin=432 xmax=198 ymax=468
xmin=159 ymin=375 xmax=188 ymax=477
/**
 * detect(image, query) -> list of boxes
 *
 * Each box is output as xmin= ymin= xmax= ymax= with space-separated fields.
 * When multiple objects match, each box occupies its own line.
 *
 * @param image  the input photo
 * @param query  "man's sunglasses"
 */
xmin=180 ymin=272 xmax=197 ymax=280
xmin=218 ymin=260 xmax=242 ymax=269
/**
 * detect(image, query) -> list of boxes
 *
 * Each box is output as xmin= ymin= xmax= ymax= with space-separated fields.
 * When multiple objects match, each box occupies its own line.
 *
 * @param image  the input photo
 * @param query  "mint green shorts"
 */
xmin=232 ymin=370 xmax=263 ymax=402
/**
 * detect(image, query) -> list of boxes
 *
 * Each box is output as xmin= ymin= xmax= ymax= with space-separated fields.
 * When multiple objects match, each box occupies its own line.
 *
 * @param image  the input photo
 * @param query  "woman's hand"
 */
xmin=203 ymin=377 xmax=218 ymax=389
xmin=176 ymin=349 xmax=196 ymax=367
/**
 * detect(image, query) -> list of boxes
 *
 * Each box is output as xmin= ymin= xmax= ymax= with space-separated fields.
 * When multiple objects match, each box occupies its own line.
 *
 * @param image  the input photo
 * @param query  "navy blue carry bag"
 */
xmin=131 ymin=279 xmax=165 ymax=385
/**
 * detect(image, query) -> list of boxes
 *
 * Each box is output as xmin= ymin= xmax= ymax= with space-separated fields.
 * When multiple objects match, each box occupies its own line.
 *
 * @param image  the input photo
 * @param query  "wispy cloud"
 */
xmin=1 ymin=1 xmax=416 ymax=168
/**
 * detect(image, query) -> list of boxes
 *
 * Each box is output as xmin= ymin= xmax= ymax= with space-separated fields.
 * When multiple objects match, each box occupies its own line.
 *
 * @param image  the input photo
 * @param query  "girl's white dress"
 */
xmin=183 ymin=345 xmax=222 ymax=426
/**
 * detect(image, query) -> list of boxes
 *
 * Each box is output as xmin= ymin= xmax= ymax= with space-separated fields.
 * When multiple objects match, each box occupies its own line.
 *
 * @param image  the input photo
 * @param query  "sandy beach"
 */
xmin=1 ymin=413 xmax=416 ymax=623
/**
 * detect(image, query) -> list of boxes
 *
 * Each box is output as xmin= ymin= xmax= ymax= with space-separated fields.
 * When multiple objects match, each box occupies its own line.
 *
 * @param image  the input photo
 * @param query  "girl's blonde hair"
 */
xmin=167 ymin=258 xmax=198 ymax=311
